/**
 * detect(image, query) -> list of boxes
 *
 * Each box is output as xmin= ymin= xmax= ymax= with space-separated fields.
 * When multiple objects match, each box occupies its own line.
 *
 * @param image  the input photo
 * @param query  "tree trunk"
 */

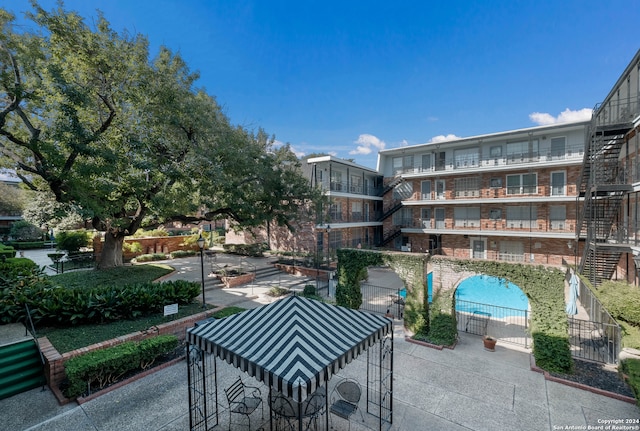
xmin=99 ymin=232 xmax=125 ymax=269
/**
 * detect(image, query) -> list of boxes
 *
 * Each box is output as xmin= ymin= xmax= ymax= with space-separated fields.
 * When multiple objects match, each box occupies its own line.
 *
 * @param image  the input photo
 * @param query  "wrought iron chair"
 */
xmin=303 ymin=390 xmax=327 ymax=431
xmin=329 ymin=378 xmax=364 ymax=430
xmin=224 ymin=376 xmax=264 ymax=430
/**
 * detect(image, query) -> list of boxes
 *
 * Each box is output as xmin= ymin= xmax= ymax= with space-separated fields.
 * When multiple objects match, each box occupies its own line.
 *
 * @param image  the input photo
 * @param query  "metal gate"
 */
xmin=360 ymin=283 xmax=405 ymax=317
xmin=567 ymin=317 xmax=620 ymax=364
xmin=455 ymin=299 xmax=530 ymax=348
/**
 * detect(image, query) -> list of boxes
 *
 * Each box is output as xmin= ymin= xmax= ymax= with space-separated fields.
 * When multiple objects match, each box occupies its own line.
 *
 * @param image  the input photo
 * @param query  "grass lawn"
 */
xmin=50 ymin=263 xmax=174 ymax=288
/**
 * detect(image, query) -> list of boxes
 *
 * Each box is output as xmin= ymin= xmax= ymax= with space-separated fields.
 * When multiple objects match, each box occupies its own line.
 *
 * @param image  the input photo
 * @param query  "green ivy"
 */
xmin=335 ymin=249 xmax=429 ymax=335
xmin=434 ymin=257 xmax=572 ymax=373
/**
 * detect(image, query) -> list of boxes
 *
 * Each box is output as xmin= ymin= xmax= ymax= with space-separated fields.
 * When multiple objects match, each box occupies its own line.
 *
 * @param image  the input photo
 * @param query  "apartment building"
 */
xmin=376 ymin=121 xmax=590 ymax=266
xmin=578 ymin=49 xmax=640 ymax=286
xmin=304 ymin=156 xmax=384 ymax=260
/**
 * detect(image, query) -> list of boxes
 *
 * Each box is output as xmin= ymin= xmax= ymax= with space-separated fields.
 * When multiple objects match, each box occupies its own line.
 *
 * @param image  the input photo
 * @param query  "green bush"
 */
xmin=0 ymin=278 xmax=200 ymax=326
xmin=0 ymin=257 xmax=38 ymax=279
xmin=597 ymin=281 xmax=640 ymax=325
xmin=0 ymin=243 xmax=16 ymax=259
xmin=620 ymin=358 xmax=640 ymax=407
xmin=213 ymin=306 xmax=246 ymax=319
xmin=130 ymin=228 xmax=168 ymax=238
xmin=9 ymin=220 xmax=43 ymax=242
xmin=123 ymin=241 xmax=143 ymax=254
xmin=133 ymin=253 xmax=167 ymax=262
xmin=302 ymin=284 xmax=316 ymax=296
xmin=63 ymin=334 xmax=179 ymax=399
xmin=55 ymin=230 xmax=91 ymax=252
xmin=223 ymin=243 xmax=264 ymax=257
xmin=6 ymin=241 xmax=46 ymax=250
xmin=169 ymin=250 xmax=197 ymax=259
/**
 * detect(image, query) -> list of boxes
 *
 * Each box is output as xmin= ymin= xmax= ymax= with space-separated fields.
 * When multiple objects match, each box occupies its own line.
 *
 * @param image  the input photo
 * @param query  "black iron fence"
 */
xmin=360 ymin=283 xmax=405 ymax=318
xmin=455 ymin=299 xmax=530 ymax=348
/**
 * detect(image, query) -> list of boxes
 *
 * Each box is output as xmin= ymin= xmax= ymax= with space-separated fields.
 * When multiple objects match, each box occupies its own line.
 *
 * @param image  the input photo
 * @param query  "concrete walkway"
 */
xmin=1 ymin=251 xmax=638 ymax=430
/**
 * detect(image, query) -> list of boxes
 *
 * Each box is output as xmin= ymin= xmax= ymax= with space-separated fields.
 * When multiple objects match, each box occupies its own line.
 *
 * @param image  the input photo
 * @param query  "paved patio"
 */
xmin=1 ymin=251 xmax=638 ymax=430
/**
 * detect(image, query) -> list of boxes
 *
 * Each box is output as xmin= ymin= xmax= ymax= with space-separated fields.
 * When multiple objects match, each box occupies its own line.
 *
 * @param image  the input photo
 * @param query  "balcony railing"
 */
xmin=325 ymin=180 xmax=382 ymax=196
xmin=392 ymin=143 xmax=585 ymax=175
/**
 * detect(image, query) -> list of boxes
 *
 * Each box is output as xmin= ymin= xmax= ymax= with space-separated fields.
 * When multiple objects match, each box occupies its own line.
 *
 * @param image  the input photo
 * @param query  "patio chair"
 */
xmin=224 ymin=376 xmax=264 ymax=431
xmin=329 ymin=378 xmax=364 ymax=430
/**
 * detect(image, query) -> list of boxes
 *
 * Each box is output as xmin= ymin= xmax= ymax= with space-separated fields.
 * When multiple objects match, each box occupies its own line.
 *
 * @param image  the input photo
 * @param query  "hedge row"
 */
xmin=64 ymin=335 xmax=179 ymax=399
xmin=223 ymin=243 xmax=266 ymax=257
xmin=1 ymin=269 xmax=200 ymax=326
xmin=0 ymin=243 xmax=16 ymax=259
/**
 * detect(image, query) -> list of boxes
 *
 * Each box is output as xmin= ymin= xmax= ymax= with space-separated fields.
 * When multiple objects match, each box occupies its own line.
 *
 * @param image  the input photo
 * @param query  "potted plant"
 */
xmin=483 ymin=335 xmax=497 ymax=352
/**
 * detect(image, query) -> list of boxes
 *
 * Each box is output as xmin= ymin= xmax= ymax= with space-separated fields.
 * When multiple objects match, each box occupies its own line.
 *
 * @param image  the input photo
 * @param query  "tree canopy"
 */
xmin=0 ymin=1 xmax=320 ymax=268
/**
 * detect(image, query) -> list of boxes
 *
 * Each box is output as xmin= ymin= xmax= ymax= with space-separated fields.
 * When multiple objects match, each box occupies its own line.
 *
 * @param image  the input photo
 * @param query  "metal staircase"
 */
xmin=576 ymin=104 xmax=634 ymax=286
xmin=377 ymin=229 xmax=402 ymax=247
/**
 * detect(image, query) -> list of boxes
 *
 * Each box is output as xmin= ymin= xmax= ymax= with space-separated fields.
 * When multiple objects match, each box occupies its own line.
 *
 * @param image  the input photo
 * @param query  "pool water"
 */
xmin=455 ymin=274 xmax=528 ymax=318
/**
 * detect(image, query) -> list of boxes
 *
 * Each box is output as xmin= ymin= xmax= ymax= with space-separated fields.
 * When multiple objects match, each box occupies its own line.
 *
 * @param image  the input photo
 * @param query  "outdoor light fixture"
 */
xmin=567 ymin=241 xmax=573 ymax=249
xmin=197 ymin=234 xmax=206 ymax=309
xmin=633 ymin=254 xmax=640 ymax=270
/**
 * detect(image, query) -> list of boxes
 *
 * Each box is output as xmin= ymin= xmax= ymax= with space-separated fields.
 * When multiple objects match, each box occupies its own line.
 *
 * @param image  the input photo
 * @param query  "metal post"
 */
xmin=197 ymin=234 xmax=206 ymax=309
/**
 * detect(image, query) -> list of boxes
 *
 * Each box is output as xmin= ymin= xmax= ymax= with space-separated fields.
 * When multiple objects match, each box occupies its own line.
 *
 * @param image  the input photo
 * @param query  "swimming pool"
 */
xmin=455 ymin=274 xmax=528 ymax=318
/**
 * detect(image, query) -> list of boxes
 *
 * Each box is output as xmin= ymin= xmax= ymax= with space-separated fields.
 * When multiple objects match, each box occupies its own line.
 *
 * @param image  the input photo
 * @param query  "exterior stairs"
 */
xmin=0 ymin=339 xmax=45 ymax=400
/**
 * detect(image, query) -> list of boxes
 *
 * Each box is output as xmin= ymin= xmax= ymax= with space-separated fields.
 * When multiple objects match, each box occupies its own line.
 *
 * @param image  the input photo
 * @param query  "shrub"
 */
xmin=169 ymin=250 xmax=197 ymax=259
xmin=123 ymin=241 xmax=143 ymax=254
xmin=268 ymin=286 xmax=290 ymax=297
xmin=131 ymin=227 xmax=168 ymax=238
xmin=63 ymin=334 xmax=179 ymax=399
xmin=55 ymin=230 xmax=91 ymax=252
xmin=0 ymin=278 xmax=200 ymax=326
xmin=0 ymin=257 xmax=38 ymax=278
xmin=620 ymin=358 xmax=640 ymax=407
xmin=223 ymin=243 xmax=264 ymax=257
xmin=9 ymin=220 xmax=43 ymax=242
xmin=213 ymin=306 xmax=246 ymax=319
xmin=133 ymin=253 xmax=167 ymax=262
xmin=7 ymin=241 xmax=46 ymax=250
xmin=302 ymin=284 xmax=316 ymax=296
xmin=0 ymin=243 xmax=16 ymax=259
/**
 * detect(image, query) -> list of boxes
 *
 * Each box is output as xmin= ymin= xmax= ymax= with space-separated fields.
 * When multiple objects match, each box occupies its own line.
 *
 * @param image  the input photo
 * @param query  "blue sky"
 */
xmin=4 ymin=0 xmax=640 ymax=170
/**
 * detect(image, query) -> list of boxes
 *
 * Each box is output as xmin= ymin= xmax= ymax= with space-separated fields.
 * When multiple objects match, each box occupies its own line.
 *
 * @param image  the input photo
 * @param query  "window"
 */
xmin=490 ymin=177 xmax=502 ymax=188
xmin=506 ymin=173 xmax=537 ymax=195
xmin=392 ymin=207 xmax=413 ymax=227
xmin=393 ymin=181 xmax=413 ymax=199
xmin=420 ymin=180 xmax=431 ymax=200
xmin=330 ymin=202 xmax=342 ymax=221
xmin=489 ymin=146 xmax=502 ymax=158
xmin=550 ymin=205 xmax=566 ymax=230
xmin=421 ymin=154 xmax=432 ymax=171
xmin=421 ymin=208 xmax=432 ymax=228
xmin=551 ymin=171 xmax=566 ymax=196
xmin=455 ymin=177 xmax=480 ymax=197
xmin=350 ymin=175 xmax=363 ymax=193
xmin=489 ymin=209 xmax=502 ymax=220
xmin=392 ymin=155 xmax=414 ymax=174
xmin=550 ymin=137 xmax=566 ymax=158
xmin=436 ymin=179 xmax=445 ymax=199
xmin=453 ymin=147 xmax=479 ymax=168
xmin=351 ymin=201 xmax=362 ymax=221
xmin=506 ymin=206 xmax=537 ymax=228
xmin=454 ymin=207 xmax=480 ymax=227
xmin=330 ymin=171 xmax=343 ymax=191
xmin=506 ymin=140 xmax=538 ymax=160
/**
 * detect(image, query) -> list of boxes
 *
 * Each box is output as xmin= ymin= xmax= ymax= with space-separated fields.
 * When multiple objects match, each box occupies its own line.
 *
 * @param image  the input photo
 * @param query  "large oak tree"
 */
xmin=0 ymin=1 xmax=320 ymax=268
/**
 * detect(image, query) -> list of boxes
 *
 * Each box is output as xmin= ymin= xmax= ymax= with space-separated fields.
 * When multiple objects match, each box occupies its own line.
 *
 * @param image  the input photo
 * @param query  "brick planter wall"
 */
xmin=39 ymin=308 xmax=218 ymax=404
xmin=221 ymin=272 xmax=255 ymax=288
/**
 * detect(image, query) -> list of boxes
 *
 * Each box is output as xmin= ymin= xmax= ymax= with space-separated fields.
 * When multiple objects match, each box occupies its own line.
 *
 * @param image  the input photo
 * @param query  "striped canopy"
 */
xmin=187 ymin=295 xmax=392 ymax=402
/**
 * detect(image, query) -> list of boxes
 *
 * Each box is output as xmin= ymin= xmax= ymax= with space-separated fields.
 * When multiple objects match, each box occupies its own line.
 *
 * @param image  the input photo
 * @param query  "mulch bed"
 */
xmin=549 ymin=359 xmax=635 ymax=398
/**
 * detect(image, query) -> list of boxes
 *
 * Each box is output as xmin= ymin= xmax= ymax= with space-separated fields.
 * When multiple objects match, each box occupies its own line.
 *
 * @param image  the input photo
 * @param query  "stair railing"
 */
xmin=24 ymin=304 xmax=46 ymax=391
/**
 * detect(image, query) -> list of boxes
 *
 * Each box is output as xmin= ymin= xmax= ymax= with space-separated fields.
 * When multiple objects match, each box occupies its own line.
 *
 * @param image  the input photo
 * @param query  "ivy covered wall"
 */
xmin=336 ymin=249 xmax=429 ymax=335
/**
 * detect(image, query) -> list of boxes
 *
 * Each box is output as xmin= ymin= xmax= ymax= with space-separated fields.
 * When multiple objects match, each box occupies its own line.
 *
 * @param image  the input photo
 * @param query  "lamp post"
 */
xmin=197 ymin=234 xmax=206 ymax=309
xmin=325 ymin=224 xmax=331 ymax=267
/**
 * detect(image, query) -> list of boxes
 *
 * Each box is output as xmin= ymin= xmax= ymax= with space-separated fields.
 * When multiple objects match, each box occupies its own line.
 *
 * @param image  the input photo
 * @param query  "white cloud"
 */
xmin=328 ymin=151 xmax=338 ymax=157
xmin=289 ymin=145 xmax=306 ymax=158
xmin=529 ymin=108 xmax=592 ymax=125
xmin=399 ymin=139 xmax=409 ymax=147
xmin=428 ymin=134 xmax=461 ymax=143
xmin=349 ymin=134 xmax=386 ymax=155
